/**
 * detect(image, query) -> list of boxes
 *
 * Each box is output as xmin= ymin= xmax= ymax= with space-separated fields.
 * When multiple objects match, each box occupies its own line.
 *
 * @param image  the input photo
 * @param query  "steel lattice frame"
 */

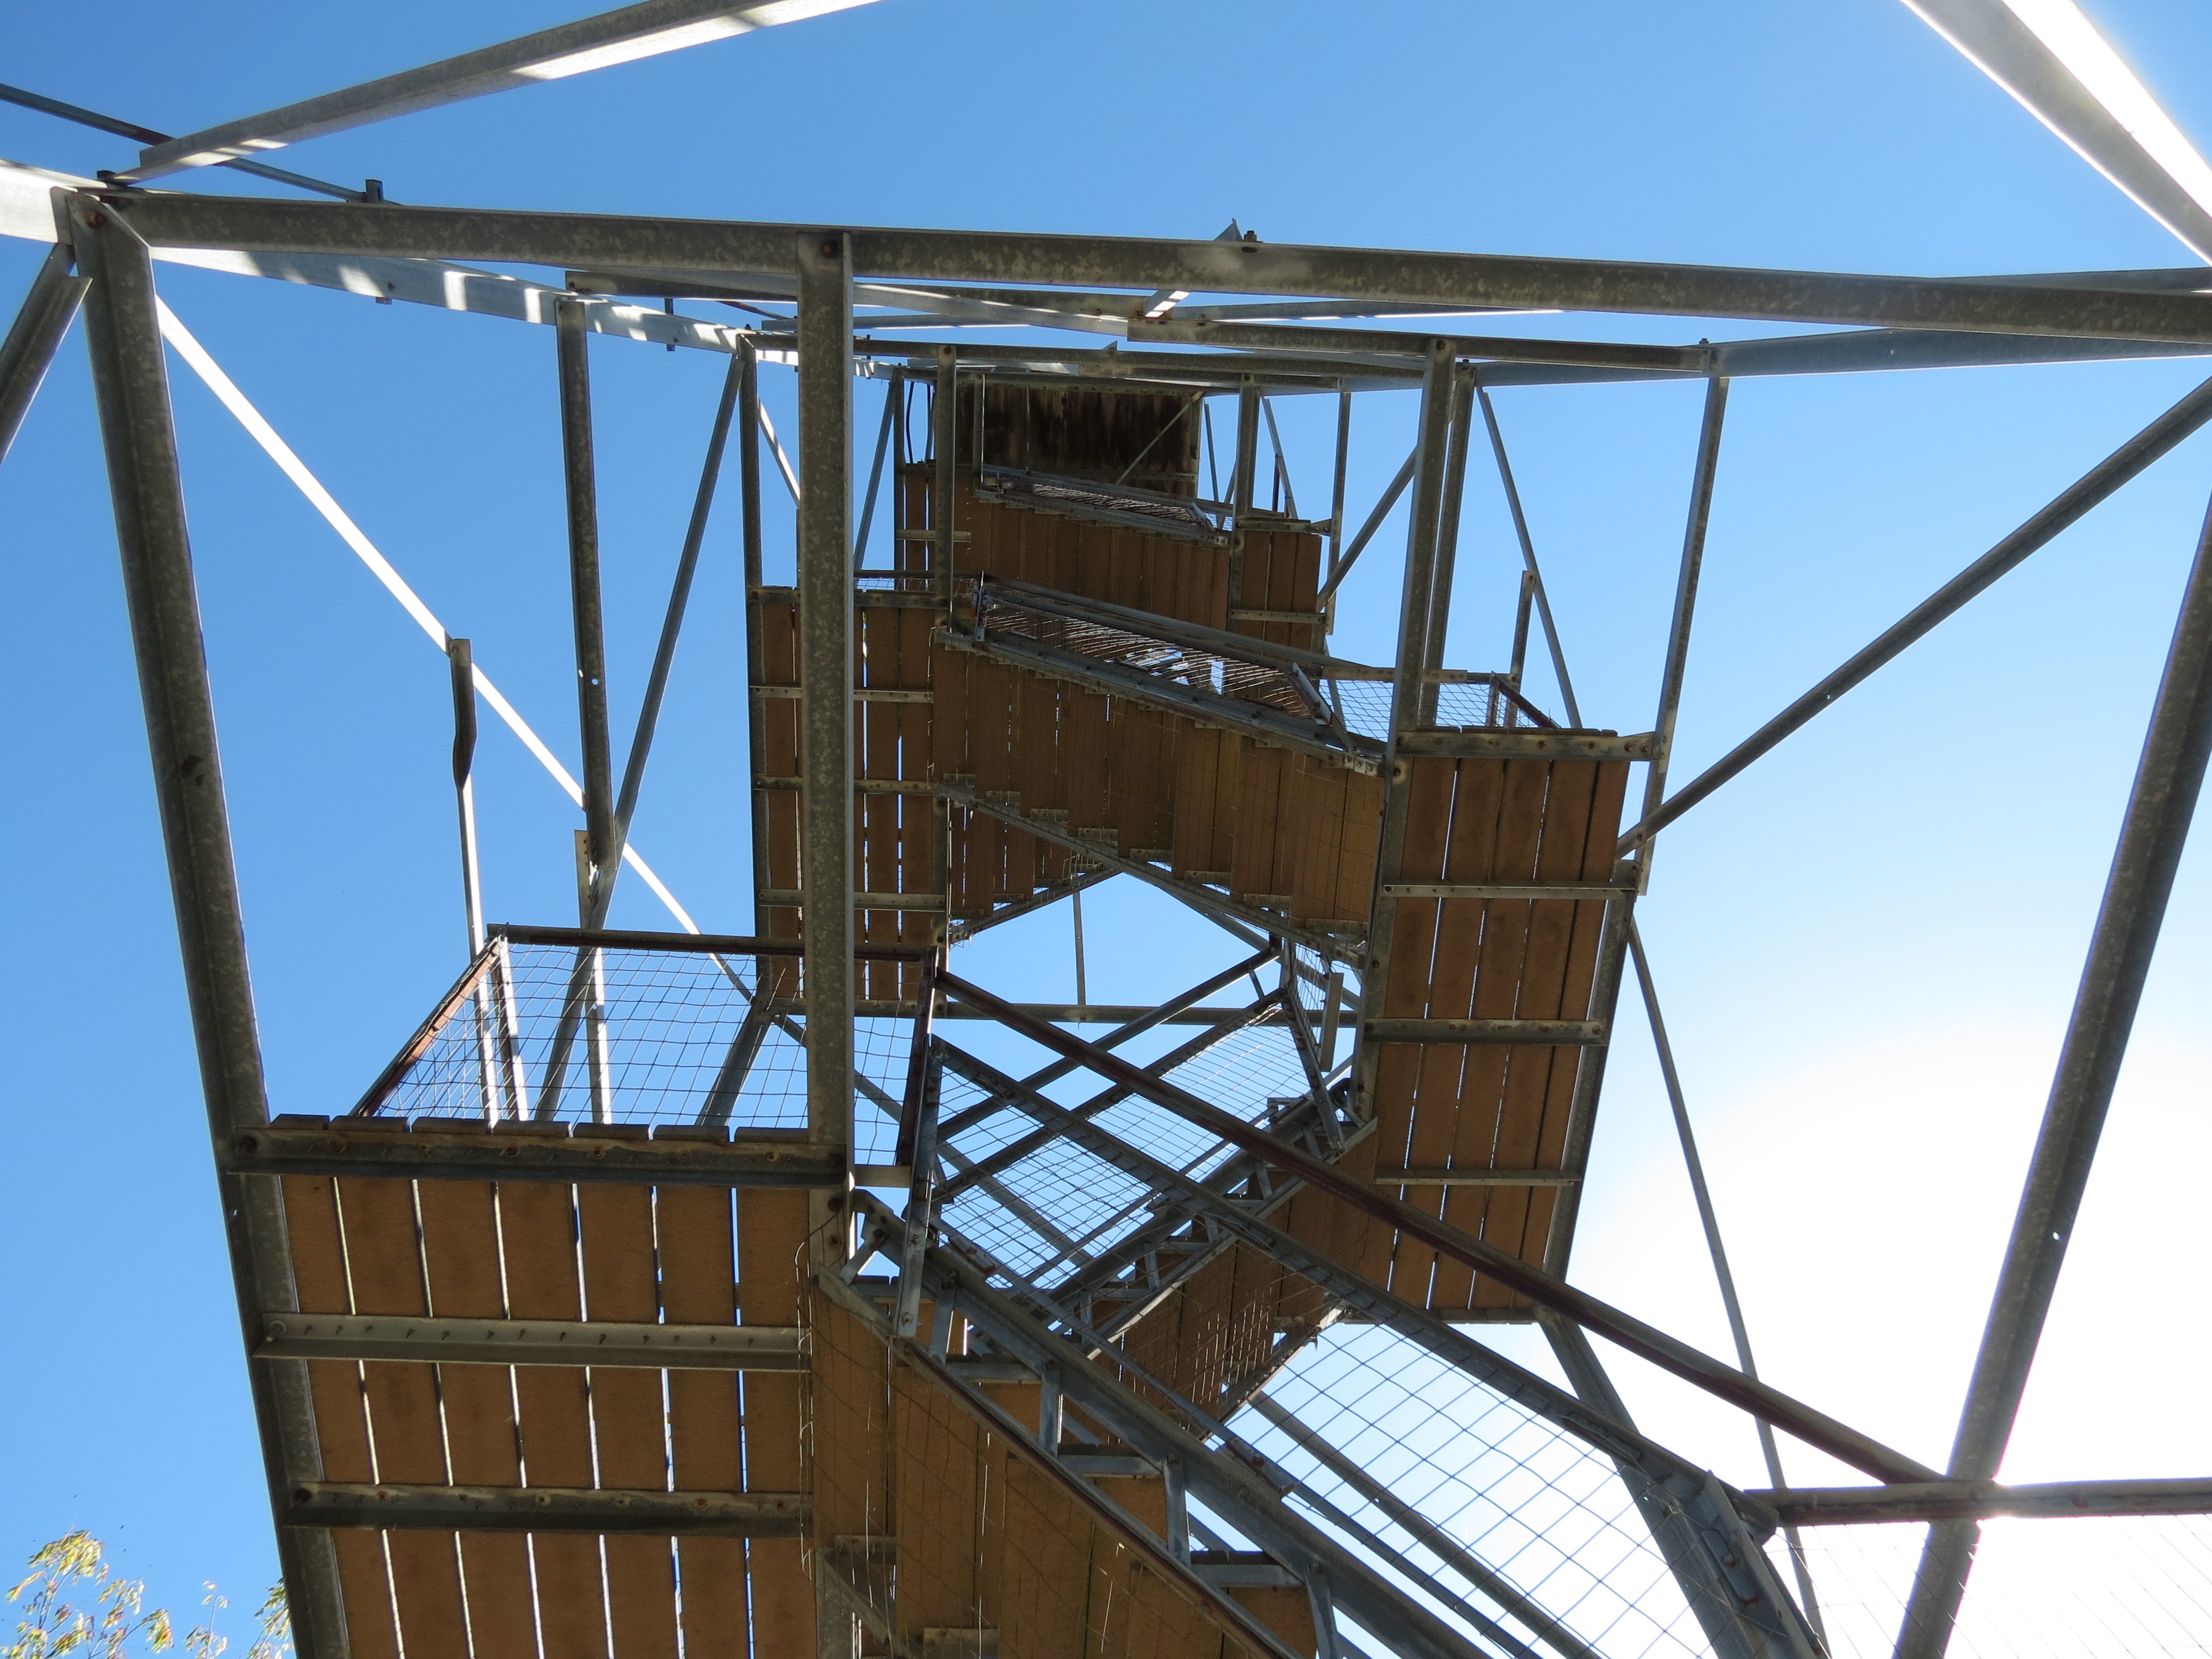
xmin=8 ymin=8 xmax=2212 ymax=1659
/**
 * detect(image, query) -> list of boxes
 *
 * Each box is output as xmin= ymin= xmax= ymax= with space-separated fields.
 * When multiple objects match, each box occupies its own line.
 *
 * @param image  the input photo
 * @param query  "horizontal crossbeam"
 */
xmin=1364 ymin=1018 xmax=1608 ymax=1045
xmin=254 ymin=1312 xmax=802 ymax=1369
xmin=90 ymin=193 xmax=2212 ymax=342
xmin=1748 ymin=1478 xmax=2212 ymax=1526
xmin=1376 ymin=1167 xmax=1582 ymax=1187
xmin=286 ymin=1483 xmax=806 ymax=1537
xmin=231 ymin=1120 xmax=842 ymax=1187
xmin=1378 ymin=881 xmax=1636 ymax=901
xmin=1394 ymin=729 xmax=1653 ymax=760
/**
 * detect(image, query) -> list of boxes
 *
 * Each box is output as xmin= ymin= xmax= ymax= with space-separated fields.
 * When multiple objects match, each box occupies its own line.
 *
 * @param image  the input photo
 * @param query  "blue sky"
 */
xmin=3 ymin=0 xmax=2211 ymax=1645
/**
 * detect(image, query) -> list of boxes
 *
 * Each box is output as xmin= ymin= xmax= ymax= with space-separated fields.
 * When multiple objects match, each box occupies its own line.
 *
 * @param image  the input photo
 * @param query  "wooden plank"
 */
xmin=1468 ymin=758 xmax=1599 ymax=1298
xmin=575 ymin=1185 xmax=678 ymax=1659
xmin=333 ymin=1179 xmax=468 ymax=1659
xmin=735 ymin=1188 xmax=812 ymax=1657
xmin=1226 ymin=742 xmax=1282 ymax=902
xmin=987 ymin=1448 xmax=1090 ymax=1659
xmin=1407 ymin=759 xmax=1509 ymax=1310
xmin=655 ymin=1187 xmax=749 ymax=1659
xmin=1427 ymin=758 xmax=1550 ymax=1311
xmin=1521 ymin=757 xmax=1632 ymax=1287
xmin=416 ymin=1182 xmax=536 ymax=1659
xmin=1168 ymin=726 xmax=1223 ymax=880
xmin=891 ymin=1362 xmax=979 ymax=1639
xmin=1369 ymin=753 xmax=1457 ymax=1294
xmin=1231 ymin=1587 xmax=1316 ymax=1657
xmin=496 ymin=1182 xmax=608 ymax=1659
xmin=284 ymin=1177 xmax=400 ymax=1659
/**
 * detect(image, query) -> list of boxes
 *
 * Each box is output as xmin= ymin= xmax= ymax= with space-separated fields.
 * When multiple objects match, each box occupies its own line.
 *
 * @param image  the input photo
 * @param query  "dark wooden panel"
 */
xmin=735 ymin=1190 xmax=812 ymax=1657
xmin=496 ymin=1182 xmax=607 ymax=1659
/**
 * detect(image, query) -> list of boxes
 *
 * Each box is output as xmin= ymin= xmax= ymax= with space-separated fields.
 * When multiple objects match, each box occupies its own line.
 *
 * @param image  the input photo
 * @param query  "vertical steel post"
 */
xmin=556 ymin=296 xmax=615 ymax=907
xmin=1418 ymin=367 xmax=1474 ymax=724
xmin=1638 ymin=377 xmax=1729 ymax=888
xmin=0 ymin=242 xmax=87 ymax=466
xmin=933 ymin=343 xmax=956 ymax=594
xmin=1388 ymin=343 xmax=1457 ymax=739
xmin=1896 ymin=488 xmax=2212 ymax=1658
xmin=1227 ymin=377 xmax=1261 ymax=613
xmin=1351 ymin=341 xmax=1457 ymax=1124
xmin=1323 ymin=385 xmax=1352 ymax=633
xmin=796 ymin=232 xmax=855 ymax=1159
xmin=71 ymin=192 xmax=347 ymax=1659
xmin=797 ymin=234 xmax=857 ymax=1659
xmin=447 ymin=638 xmax=486 ymax=954
xmin=740 ymin=340 xmax=772 ymax=930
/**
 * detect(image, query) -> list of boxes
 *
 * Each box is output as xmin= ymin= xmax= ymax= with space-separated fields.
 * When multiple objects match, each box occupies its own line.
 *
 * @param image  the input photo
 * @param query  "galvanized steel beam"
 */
xmin=87 ymin=194 xmax=2212 ymax=342
xmin=1898 ymin=488 xmax=2212 ymax=1658
xmin=72 ymin=192 xmax=348 ymax=1659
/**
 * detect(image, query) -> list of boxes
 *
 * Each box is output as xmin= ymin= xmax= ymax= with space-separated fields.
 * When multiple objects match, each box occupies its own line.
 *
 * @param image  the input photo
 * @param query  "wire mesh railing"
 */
xmin=350 ymin=930 xmax=924 ymax=1154
xmin=1239 ymin=1325 xmax=1724 ymax=1659
xmin=1776 ymin=1514 xmax=2212 ymax=1658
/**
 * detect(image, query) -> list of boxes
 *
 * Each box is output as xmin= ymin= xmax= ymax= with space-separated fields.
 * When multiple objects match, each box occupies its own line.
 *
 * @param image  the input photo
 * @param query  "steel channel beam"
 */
xmin=1897 ymin=488 xmax=2212 ymax=1658
xmin=796 ymin=232 xmax=855 ymax=1152
xmin=0 ymin=242 xmax=87 ymax=465
xmin=254 ymin=1312 xmax=803 ymax=1368
xmin=1621 ymin=372 xmax=2212 ymax=852
xmin=71 ymin=193 xmax=348 ymax=1659
xmin=940 ymin=971 xmax=1936 ymax=1484
xmin=90 ymin=194 xmax=2212 ymax=342
xmin=286 ymin=1483 xmax=806 ymax=1537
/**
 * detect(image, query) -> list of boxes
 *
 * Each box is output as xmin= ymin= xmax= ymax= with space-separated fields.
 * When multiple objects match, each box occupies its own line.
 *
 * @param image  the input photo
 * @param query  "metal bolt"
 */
xmin=819 ymin=238 xmax=838 ymax=258
xmin=84 ymin=211 xmax=107 ymax=228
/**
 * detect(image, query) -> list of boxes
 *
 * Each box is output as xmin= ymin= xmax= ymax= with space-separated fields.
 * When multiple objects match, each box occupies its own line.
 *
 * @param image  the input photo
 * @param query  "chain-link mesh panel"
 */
xmin=1237 ymin=1324 xmax=1746 ymax=1659
xmin=1776 ymin=1515 xmax=2212 ymax=1658
xmin=804 ymin=1282 xmax=1284 ymax=1659
xmin=364 ymin=940 xmax=922 ymax=1141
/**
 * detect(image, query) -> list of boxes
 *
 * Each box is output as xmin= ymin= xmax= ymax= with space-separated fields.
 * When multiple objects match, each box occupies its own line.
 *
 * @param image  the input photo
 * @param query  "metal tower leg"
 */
xmin=1895 ymin=489 xmax=2212 ymax=1657
xmin=71 ymin=193 xmax=349 ymax=1659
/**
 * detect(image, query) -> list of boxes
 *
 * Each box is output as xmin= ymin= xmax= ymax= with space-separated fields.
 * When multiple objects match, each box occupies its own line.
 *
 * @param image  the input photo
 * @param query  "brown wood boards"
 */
xmin=735 ymin=1188 xmax=813 ymax=1656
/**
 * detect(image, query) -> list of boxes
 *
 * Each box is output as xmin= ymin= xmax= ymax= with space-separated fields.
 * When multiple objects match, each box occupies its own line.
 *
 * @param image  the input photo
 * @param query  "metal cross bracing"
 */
xmin=17 ymin=6 xmax=2212 ymax=1655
